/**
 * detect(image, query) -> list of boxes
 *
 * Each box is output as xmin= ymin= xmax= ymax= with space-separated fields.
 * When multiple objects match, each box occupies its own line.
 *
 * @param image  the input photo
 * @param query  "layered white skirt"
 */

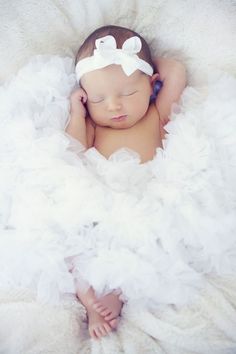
xmin=0 ymin=56 xmax=235 ymax=310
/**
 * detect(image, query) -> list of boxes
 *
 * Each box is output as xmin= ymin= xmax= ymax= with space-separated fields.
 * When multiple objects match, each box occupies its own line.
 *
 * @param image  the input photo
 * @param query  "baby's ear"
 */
xmin=150 ymin=73 xmax=160 ymax=86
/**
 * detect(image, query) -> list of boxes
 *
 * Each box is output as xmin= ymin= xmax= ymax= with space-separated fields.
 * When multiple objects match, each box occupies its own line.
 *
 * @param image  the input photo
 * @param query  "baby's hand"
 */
xmin=70 ymin=87 xmax=87 ymax=118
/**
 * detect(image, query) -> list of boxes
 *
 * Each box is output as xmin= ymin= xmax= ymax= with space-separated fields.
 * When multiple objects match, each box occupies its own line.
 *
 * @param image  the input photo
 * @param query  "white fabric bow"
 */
xmin=76 ymin=35 xmax=153 ymax=82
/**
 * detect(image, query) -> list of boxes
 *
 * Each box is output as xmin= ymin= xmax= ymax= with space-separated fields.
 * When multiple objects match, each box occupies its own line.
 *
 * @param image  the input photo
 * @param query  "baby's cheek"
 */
xmin=87 ymin=105 xmax=98 ymax=119
xmin=132 ymin=97 xmax=149 ymax=116
xmin=89 ymin=112 xmax=106 ymax=126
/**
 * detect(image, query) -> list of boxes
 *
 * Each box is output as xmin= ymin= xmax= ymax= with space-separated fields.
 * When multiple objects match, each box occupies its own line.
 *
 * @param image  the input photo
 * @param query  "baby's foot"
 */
xmin=92 ymin=291 xmax=123 ymax=323
xmin=87 ymin=309 xmax=112 ymax=339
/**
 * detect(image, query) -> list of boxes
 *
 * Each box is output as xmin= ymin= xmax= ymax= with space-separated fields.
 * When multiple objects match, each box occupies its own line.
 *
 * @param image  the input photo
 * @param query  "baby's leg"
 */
xmin=77 ymin=286 xmax=114 ymax=339
xmin=66 ymin=258 xmax=113 ymax=339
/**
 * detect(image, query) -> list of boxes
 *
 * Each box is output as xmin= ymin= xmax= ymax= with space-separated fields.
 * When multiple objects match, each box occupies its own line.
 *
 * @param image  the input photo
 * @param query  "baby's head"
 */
xmin=75 ymin=25 xmax=158 ymax=129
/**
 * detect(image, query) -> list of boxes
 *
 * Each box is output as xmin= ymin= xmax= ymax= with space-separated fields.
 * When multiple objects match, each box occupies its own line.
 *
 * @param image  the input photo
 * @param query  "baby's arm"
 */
xmin=154 ymin=58 xmax=187 ymax=124
xmin=65 ymin=88 xmax=89 ymax=148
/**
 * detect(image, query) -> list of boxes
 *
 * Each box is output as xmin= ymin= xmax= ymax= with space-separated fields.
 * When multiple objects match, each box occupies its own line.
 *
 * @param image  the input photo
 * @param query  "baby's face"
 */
xmin=81 ymin=65 xmax=152 ymax=129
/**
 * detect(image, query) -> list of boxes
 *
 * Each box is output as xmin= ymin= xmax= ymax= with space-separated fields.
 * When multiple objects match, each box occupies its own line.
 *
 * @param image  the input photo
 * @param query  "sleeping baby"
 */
xmin=66 ymin=24 xmax=186 ymax=339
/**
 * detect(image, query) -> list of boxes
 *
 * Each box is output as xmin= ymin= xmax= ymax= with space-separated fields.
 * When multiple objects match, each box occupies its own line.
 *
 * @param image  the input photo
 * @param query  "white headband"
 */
xmin=75 ymin=35 xmax=153 ymax=82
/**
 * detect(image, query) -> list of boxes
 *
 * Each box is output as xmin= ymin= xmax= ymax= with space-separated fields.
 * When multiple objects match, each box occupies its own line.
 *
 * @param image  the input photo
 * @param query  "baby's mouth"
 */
xmin=111 ymin=115 xmax=127 ymax=122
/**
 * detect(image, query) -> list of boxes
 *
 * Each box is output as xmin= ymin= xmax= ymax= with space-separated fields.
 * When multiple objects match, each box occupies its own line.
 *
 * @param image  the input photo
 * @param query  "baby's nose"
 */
xmin=107 ymin=97 xmax=122 ymax=111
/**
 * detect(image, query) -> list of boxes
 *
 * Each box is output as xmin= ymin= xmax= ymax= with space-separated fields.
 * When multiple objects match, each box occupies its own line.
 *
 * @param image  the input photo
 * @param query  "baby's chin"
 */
xmin=94 ymin=116 xmax=142 ymax=129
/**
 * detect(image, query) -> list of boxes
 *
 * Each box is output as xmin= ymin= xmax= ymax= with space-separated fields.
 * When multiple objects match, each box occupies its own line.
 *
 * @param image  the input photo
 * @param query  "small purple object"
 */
xmin=150 ymin=80 xmax=163 ymax=102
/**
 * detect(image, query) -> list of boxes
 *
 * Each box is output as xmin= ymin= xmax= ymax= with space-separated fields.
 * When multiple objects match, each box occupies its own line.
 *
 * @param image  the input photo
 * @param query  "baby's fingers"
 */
xmin=71 ymin=88 xmax=87 ymax=103
xmin=81 ymin=92 xmax=87 ymax=104
xmin=77 ymin=88 xmax=87 ymax=103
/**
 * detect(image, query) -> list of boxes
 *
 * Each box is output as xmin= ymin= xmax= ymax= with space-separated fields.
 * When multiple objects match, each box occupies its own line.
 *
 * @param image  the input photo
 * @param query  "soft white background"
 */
xmin=0 ymin=1 xmax=236 ymax=353
xmin=0 ymin=0 xmax=235 ymax=85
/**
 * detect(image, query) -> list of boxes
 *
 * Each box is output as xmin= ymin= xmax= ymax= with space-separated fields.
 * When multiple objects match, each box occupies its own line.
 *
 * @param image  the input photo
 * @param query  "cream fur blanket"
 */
xmin=0 ymin=0 xmax=236 ymax=353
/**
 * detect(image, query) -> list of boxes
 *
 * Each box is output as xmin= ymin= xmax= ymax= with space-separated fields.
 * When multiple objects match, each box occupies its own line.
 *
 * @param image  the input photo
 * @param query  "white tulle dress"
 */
xmin=0 ymin=56 xmax=235 ymax=311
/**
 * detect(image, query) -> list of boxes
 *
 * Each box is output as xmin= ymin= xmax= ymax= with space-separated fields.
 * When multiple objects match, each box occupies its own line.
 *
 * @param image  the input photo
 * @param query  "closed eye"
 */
xmin=88 ymin=97 xmax=104 ymax=104
xmin=121 ymin=90 xmax=138 ymax=96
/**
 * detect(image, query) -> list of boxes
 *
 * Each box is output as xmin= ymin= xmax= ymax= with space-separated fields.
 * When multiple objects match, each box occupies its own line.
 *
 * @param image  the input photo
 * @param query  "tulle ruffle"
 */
xmin=0 ymin=56 xmax=235 ymax=308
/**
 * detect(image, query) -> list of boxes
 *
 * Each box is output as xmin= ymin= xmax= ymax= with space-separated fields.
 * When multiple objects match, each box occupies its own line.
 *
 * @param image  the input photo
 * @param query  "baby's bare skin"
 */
xmin=76 ymin=285 xmax=123 ymax=339
xmin=66 ymin=54 xmax=186 ymax=338
xmin=93 ymin=291 xmax=123 ymax=321
xmin=93 ymin=104 xmax=163 ymax=163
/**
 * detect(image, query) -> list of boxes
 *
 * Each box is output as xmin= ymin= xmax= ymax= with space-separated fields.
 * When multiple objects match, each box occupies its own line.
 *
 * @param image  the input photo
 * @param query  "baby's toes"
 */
xmin=91 ymin=325 xmax=103 ymax=339
xmin=109 ymin=318 xmax=119 ymax=329
xmin=89 ymin=326 xmax=98 ymax=340
xmin=93 ymin=328 xmax=102 ymax=339
xmin=105 ymin=311 xmax=116 ymax=321
xmin=100 ymin=308 xmax=111 ymax=317
xmin=97 ymin=324 xmax=107 ymax=337
xmin=93 ymin=303 xmax=106 ymax=314
xmin=103 ymin=322 xmax=112 ymax=334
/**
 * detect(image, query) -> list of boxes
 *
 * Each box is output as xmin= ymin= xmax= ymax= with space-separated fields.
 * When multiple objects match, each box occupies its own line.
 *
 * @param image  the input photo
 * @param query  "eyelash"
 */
xmin=122 ymin=91 xmax=138 ymax=96
xmin=89 ymin=91 xmax=138 ymax=103
xmin=89 ymin=98 xmax=104 ymax=104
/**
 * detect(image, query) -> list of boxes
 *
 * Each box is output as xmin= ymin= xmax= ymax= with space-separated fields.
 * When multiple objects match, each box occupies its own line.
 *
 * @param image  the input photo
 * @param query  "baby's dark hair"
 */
xmin=75 ymin=25 xmax=155 ymax=71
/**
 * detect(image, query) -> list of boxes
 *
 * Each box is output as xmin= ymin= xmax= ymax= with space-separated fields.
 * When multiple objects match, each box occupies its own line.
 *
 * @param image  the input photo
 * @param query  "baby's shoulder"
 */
xmin=86 ymin=116 xmax=95 ymax=148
